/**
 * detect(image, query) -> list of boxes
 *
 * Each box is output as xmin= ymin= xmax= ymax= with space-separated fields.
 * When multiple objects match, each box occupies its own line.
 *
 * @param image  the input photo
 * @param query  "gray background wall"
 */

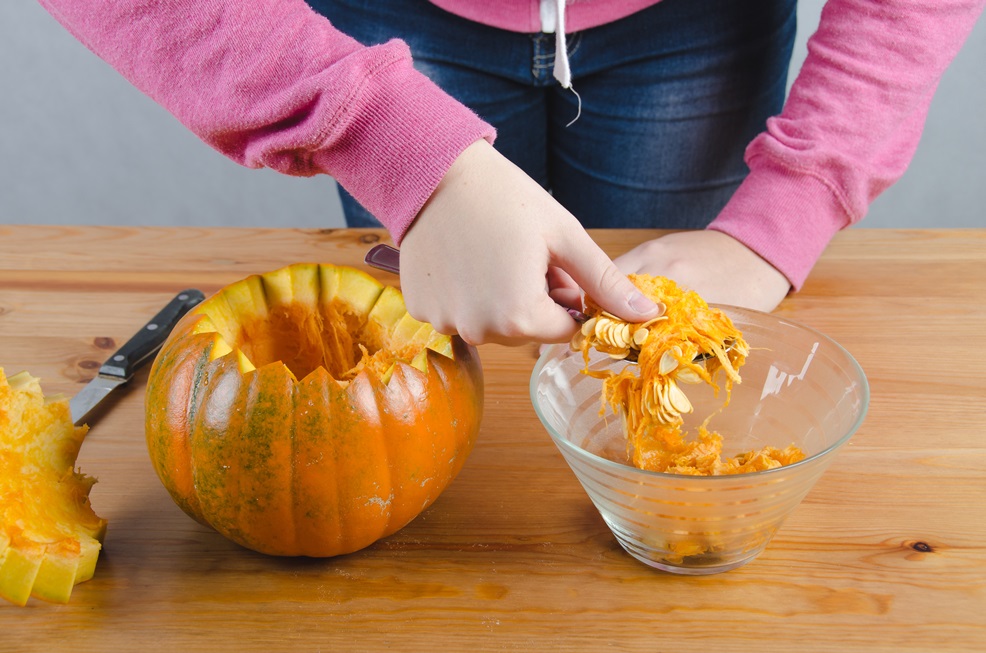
xmin=2 ymin=1 xmax=983 ymax=230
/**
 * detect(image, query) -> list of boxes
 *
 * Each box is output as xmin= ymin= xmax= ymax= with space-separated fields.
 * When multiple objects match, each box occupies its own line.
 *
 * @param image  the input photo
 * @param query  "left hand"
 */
xmin=612 ymin=230 xmax=792 ymax=313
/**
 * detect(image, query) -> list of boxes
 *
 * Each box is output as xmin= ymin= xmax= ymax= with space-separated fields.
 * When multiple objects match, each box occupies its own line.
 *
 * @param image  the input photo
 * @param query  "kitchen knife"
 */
xmin=70 ymin=289 xmax=205 ymax=426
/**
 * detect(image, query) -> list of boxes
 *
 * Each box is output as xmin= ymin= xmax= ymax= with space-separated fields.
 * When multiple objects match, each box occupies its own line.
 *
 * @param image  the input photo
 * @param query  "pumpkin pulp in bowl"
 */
xmin=145 ymin=263 xmax=484 ymax=557
xmin=533 ymin=276 xmax=868 ymax=573
xmin=573 ymin=274 xmax=805 ymax=475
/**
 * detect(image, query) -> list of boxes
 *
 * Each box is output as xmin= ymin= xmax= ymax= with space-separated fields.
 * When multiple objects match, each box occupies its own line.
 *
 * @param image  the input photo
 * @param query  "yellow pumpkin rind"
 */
xmin=0 ymin=369 xmax=106 ymax=606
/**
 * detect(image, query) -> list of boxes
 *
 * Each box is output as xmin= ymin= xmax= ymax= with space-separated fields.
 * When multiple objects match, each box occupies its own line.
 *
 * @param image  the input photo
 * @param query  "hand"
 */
xmin=613 ymin=230 xmax=792 ymax=312
xmin=398 ymin=141 xmax=662 ymax=346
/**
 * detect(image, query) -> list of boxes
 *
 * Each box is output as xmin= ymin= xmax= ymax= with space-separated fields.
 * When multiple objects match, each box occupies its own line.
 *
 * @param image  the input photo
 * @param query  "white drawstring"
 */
xmin=540 ymin=0 xmax=582 ymax=125
xmin=550 ymin=0 xmax=571 ymax=89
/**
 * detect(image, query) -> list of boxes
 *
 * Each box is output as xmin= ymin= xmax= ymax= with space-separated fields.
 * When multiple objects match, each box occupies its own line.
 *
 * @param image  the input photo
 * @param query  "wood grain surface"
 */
xmin=1 ymin=225 xmax=984 ymax=652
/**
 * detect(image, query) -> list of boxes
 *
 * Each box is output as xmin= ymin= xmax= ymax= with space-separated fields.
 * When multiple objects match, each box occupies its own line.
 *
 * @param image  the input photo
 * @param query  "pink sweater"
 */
xmin=38 ymin=0 xmax=984 ymax=289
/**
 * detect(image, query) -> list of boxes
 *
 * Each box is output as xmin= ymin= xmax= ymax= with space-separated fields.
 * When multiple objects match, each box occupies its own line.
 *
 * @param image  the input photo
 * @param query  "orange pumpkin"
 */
xmin=144 ymin=263 xmax=483 ymax=557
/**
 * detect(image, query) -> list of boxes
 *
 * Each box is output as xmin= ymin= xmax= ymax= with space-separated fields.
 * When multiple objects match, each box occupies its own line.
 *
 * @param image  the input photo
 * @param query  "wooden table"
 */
xmin=1 ymin=225 xmax=984 ymax=652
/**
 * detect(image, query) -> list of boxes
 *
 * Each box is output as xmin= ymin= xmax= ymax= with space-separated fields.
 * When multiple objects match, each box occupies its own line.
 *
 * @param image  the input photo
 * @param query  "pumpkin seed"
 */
xmin=667 ymin=382 xmax=693 ymax=414
xmin=675 ymin=367 xmax=703 ymax=385
xmin=659 ymin=349 xmax=679 ymax=376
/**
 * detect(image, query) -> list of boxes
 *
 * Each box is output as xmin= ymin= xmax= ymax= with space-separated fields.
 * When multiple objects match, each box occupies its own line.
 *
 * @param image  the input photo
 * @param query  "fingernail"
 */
xmin=628 ymin=290 xmax=659 ymax=316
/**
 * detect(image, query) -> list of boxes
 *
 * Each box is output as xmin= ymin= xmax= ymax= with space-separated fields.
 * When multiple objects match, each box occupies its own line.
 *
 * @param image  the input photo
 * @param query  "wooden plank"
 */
xmin=0 ymin=226 xmax=983 ymax=652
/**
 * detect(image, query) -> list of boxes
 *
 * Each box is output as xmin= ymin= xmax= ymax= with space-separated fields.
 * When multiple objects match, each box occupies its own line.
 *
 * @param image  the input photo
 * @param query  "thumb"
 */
xmin=552 ymin=230 xmax=662 ymax=323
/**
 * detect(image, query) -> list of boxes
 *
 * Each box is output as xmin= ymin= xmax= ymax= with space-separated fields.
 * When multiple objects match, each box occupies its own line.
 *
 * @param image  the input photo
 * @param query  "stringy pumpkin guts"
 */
xmin=572 ymin=275 xmax=805 ymax=475
xmin=0 ymin=369 xmax=106 ymax=606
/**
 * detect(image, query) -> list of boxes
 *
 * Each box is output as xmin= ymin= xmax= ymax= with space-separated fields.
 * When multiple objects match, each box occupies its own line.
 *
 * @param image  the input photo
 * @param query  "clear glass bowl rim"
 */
xmin=529 ymin=304 xmax=870 ymax=482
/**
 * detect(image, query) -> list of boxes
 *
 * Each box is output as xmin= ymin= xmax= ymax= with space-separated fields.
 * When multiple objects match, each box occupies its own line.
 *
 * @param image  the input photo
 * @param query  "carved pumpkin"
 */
xmin=145 ymin=263 xmax=483 ymax=557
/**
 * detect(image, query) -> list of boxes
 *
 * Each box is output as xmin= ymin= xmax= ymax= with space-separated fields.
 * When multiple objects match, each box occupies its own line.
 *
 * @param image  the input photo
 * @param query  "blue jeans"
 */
xmin=307 ymin=0 xmax=797 ymax=229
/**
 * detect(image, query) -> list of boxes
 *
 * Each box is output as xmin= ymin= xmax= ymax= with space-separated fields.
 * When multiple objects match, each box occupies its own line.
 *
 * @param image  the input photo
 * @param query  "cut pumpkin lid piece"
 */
xmin=0 ymin=369 xmax=107 ymax=606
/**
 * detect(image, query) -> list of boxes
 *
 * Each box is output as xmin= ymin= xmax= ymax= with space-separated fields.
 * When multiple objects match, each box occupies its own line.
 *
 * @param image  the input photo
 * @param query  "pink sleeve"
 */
xmin=709 ymin=0 xmax=985 ymax=290
xmin=37 ymin=0 xmax=496 ymax=243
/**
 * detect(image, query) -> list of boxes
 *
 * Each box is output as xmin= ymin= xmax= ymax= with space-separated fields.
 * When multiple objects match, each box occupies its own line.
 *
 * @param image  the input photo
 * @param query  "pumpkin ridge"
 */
xmin=322 ymin=373 xmax=353 ymax=553
xmin=232 ymin=367 xmax=270 ymax=551
xmin=389 ymin=363 xmax=446 ymax=523
xmin=190 ymin=357 xmax=244 ymax=536
xmin=147 ymin=331 xmax=215 ymax=519
xmin=285 ymin=374 xmax=299 ymax=555
xmin=350 ymin=371 xmax=394 ymax=546
xmin=433 ymin=343 xmax=483 ymax=478
xmin=292 ymin=370 xmax=340 ymax=555
xmin=228 ymin=367 xmax=260 ymax=547
xmin=375 ymin=380 xmax=396 ymax=543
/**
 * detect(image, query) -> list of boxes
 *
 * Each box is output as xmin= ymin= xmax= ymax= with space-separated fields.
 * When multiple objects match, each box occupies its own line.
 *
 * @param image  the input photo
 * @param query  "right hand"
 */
xmin=398 ymin=140 xmax=662 ymax=346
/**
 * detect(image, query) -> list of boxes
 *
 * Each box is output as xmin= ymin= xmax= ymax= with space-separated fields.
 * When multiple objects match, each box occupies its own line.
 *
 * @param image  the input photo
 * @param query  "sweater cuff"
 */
xmin=310 ymin=42 xmax=495 ymax=244
xmin=708 ymin=157 xmax=852 ymax=290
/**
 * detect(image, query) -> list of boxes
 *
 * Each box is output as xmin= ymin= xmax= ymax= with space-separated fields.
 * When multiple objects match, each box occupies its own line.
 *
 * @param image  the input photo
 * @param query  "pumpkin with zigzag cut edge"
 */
xmin=145 ymin=263 xmax=484 ymax=557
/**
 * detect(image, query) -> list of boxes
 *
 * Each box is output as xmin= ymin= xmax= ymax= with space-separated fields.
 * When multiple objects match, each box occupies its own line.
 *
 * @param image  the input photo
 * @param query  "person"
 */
xmin=38 ymin=0 xmax=985 ymax=346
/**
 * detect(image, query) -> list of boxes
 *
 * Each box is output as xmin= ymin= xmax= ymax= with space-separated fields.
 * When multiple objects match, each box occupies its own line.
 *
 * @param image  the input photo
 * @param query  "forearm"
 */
xmin=37 ymin=0 xmax=495 ymax=240
xmin=711 ymin=0 xmax=985 ymax=289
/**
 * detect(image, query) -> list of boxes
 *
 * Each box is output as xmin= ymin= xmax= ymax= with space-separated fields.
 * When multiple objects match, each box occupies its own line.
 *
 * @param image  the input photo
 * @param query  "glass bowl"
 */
xmin=530 ymin=306 xmax=869 ymax=574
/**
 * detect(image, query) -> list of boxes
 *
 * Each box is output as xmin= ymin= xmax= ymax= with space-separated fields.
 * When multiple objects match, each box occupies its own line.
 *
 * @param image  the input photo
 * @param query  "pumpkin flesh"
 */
xmin=145 ymin=264 xmax=483 ymax=557
xmin=0 ymin=369 xmax=106 ymax=605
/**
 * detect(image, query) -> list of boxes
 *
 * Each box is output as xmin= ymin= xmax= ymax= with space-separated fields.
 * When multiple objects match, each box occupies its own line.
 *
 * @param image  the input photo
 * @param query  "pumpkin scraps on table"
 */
xmin=0 ymin=368 xmax=107 ymax=606
xmin=144 ymin=263 xmax=484 ymax=558
xmin=571 ymin=274 xmax=805 ymax=476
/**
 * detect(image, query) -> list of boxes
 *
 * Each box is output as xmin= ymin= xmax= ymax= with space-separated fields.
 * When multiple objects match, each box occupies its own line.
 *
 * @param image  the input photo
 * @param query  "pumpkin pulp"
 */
xmin=578 ymin=275 xmax=805 ymax=475
xmin=0 ymin=369 xmax=106 ymax=606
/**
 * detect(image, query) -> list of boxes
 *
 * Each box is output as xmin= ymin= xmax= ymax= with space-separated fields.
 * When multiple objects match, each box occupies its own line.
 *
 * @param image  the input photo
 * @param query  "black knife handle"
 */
xmin=99 ymin=289 xmax=205 ymax=379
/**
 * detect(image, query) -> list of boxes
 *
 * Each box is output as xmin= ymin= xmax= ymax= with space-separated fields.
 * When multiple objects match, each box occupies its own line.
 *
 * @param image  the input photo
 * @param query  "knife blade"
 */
xmin=70 ymin=289 xmax=205 ymax=426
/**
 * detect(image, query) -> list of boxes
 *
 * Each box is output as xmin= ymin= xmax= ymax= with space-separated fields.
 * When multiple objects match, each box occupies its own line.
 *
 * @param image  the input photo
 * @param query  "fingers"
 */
xmin=549 ymin=228 xmax=662 ymax=323
xmin=611 ymin=231 xmax=792 ymax=313
xmin=420 ymin=296 xmax=578 ymax=347
xmin=546 ymin=265 xmax=583 ymax=312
